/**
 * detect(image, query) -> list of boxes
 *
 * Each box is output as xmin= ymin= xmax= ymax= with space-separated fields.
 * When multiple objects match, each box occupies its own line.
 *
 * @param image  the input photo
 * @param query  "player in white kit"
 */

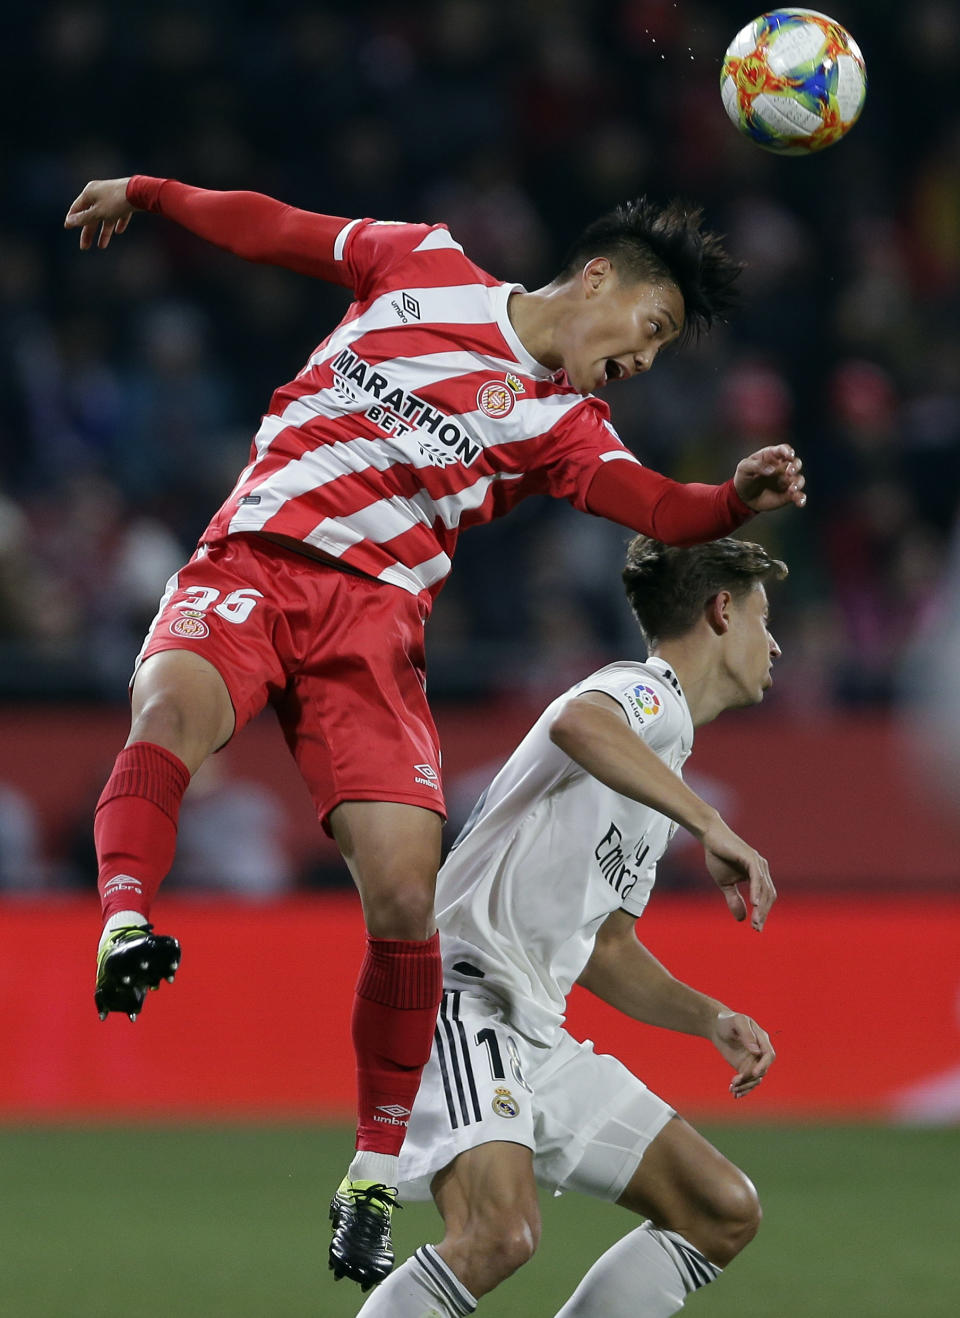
xmin=357 ymin=534 xmax=786 ymax=1317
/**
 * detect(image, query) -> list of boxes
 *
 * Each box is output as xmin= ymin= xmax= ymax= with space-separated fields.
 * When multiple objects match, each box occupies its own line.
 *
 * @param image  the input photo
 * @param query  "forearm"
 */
xmin=580 ymin=931 xmax=724 ymax=1036
xmin=551 ymin=701 xmax=719 ymax=838
xmin=584 ymin=461 xmax=753 ymax=546
xmin=126 ymin=176 xmax=353 ymax=283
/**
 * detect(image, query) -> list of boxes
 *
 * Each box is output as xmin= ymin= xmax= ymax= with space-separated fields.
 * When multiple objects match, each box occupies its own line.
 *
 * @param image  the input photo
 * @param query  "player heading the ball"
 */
xmin=65 ymin=174 xmax=805 ymax=1293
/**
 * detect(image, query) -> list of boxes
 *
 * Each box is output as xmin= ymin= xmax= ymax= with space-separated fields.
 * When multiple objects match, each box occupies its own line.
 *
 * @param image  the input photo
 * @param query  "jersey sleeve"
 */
xmin=126 ymin=177 xmax=442 ymax=296
xmin=534 ymin=398 xmax=642 ymax=507
xmin=585 ymin=460 xmax=753 ymax=545
xmin=126 ymin=176 xmax=355 ymax=283
xmin=577 ymin=665 xmax=682 ymax=755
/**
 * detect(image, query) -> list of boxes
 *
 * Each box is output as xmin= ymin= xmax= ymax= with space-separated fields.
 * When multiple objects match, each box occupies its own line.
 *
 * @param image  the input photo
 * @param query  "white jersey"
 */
xmin=436 ymin=656 xmax=693 ymax=1046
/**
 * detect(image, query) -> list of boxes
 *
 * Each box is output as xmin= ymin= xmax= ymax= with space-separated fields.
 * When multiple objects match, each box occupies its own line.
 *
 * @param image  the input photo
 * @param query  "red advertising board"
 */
xmin=2 ymin=895 xmax=957 ymax=1123
xmin=0 ymin=704 xmax=958 ymax=888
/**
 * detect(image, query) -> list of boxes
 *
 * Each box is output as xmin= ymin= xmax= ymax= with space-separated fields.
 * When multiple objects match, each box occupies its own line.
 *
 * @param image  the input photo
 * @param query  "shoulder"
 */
xmin=573 ymin=661 xmax=685 ymax=744
xmin=342 ymin=218 xmax=498 ymax=294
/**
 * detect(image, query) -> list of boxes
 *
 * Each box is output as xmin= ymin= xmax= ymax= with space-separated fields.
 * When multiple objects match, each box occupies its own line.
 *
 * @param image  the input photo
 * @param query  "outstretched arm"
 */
xmin=550 ymin=691 xmax=776 ymax=929
xmin=584 ymin=443 xmax=805 ymax=544
xmin=578 ymin=909 xmax=775 ymax=1098
xmin=65 ymin=176 xmax=354 ymax=284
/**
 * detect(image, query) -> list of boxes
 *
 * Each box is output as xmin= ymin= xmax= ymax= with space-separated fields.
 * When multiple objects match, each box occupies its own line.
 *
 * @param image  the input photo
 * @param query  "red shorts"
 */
xmin=136 ymin=535 xmax=445 ymax=829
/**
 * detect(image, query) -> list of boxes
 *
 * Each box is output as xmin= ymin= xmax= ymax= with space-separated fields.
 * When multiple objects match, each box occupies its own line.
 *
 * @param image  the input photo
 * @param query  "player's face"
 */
xmin=726 ymin=584 xmax=781 ymax=704
xmin=563 ymin=261 xmax=685 ymax=395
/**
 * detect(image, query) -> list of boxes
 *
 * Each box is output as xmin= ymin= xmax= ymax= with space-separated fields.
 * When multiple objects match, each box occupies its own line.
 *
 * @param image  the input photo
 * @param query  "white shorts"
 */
xmin=398 ymin=989 xmax=675 ymax=1202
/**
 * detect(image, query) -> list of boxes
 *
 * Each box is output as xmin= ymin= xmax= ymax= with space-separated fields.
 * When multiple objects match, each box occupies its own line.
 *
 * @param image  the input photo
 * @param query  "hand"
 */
xmin=64 ymin=178 xmax=135 ymax=251
xmin=734 ymin=444 xmax=806 ymax=512
xmin=700 ymin=815 xmax=776 ymax=931
xmin=711 ymin=1009 xmax=775 ymax=1098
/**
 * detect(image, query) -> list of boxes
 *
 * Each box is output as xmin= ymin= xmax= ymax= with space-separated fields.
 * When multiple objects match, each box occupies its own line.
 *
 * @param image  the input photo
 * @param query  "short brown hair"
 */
xmin=623 ymin=536 xmax=787 ymax=646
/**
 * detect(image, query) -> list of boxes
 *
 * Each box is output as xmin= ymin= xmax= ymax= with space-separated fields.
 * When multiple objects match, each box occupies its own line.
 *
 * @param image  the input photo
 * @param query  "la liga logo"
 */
xmin=629 ymin=683 xmax=662 ymax=719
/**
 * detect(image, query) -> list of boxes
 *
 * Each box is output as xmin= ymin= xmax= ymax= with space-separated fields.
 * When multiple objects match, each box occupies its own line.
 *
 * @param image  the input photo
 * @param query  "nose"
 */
xmin=769 ymin=634 xmax=781 ymax=659
xmin=634 ymin=346 xmax=658 ymax=374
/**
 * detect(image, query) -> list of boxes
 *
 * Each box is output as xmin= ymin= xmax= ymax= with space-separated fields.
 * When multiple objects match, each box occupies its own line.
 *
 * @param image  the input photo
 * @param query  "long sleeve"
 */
xmin=584 ymin=459 xmax=753 ymax=546
xmin=125 ymin=176 xmax=355 ymax=284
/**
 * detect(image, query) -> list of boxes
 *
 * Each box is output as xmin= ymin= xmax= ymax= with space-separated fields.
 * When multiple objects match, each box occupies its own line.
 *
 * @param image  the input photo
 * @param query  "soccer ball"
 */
xmin=720 ymin=9 xmax=866 ymax=155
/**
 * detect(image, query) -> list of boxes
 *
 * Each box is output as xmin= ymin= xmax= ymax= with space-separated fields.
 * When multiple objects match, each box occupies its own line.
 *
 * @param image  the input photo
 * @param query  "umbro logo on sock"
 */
xmin=374 ymin=1104 xmax=411 ymax=1125
xmin=103 ymin=875 xmax=144 ymax=894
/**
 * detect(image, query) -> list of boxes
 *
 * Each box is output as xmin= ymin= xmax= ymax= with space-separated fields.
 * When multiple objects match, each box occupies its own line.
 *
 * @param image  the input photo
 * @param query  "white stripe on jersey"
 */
xmin=413 ymin=228 xmax=465 ymax=254
xmin=409 ymin=470 xmax=523 ymax=532
xmin=333 ymin=217 xmax=362 ymax=261
xmin=297 ymin=280 xmax=522 ymax=380
xmin=305 ymin=506 xmax=452 ymax=591
xmin=599 ymin=449 xmax=641 ymax=464
xmin=378 ymin=551 xmax=451 ymax=594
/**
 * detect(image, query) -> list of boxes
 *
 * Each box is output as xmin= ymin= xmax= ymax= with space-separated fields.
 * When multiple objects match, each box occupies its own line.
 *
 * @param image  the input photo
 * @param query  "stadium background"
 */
xmin=2 ymin=1 xmax=958 ymax=1314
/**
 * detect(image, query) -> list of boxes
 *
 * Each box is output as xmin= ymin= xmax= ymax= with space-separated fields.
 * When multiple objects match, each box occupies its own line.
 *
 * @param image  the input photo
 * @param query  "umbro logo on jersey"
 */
xmin=391 ymin=291 xmax=421 ymax=323
xmin=414 ymin=763 xmax=440 ymax=790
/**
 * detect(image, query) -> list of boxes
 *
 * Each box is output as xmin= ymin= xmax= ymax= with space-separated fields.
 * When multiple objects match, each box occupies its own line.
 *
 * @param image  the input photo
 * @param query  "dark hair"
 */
xmin=557 ymin=197 xmax=742 ymax=341
xmin=623 ymin=536 xmax=787 ymax=645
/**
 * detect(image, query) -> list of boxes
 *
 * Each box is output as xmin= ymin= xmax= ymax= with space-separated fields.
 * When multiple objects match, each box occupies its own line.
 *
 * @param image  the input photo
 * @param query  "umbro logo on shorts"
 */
xmin=414 ymin=763 xmax=440 ymax=790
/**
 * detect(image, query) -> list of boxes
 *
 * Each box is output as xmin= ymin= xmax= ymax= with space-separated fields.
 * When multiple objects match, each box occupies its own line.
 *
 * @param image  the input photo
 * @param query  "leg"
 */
xmin=554 ymin=1115 xmax=760 ymax=1316
xmin=327 ymin=800 xmax=445 ymax=1289
xmin=356 ymin=1142 xmax=540 ymax=1315
xmin=617 ymin=1114 xmax=761 ymax=1265
xmin=93 ymin=650 xmax=235 ymax=1019
xmin=127 ymin=647 xmax=237 ymax=771
xmin=330 ymin=799 xmax=441 ymax=940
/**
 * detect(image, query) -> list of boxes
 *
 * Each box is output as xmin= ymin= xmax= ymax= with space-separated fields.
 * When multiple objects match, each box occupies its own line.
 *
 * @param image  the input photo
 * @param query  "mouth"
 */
xmin=604 ymin=359 xmax=625 ymax=383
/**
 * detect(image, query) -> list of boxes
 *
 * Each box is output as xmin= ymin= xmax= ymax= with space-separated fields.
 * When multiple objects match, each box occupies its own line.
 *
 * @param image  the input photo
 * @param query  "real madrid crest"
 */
xmin=492 ymin=1086 xmax=519 ymax=1118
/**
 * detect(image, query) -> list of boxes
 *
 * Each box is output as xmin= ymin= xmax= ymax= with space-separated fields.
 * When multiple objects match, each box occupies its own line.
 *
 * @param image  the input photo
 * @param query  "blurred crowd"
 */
xmin=2 ymin=0 xmax=959 ymax=895
xmin=2 ymin=0 xmax=959 ymax=712
xmin=0 ymin=0 xmax=957 ymax=713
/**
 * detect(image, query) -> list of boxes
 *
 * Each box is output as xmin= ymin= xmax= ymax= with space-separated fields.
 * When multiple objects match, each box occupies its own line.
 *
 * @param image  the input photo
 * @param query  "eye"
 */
xmin=650 ymin=321 xmax=662 ymax=335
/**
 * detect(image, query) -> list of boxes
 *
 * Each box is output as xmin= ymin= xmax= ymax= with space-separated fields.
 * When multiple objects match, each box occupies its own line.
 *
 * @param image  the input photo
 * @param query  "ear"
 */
xmin=582 ymin=256 xmax=612 ymax=296
xmin=706 ymin=590 xmax=733 ymax=635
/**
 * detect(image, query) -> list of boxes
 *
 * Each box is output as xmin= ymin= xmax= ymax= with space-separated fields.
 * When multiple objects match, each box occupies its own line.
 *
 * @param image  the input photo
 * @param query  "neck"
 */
xmin=507 ymin=284 xmax=570 ymax=372
xmin=650 ymin=636 xmax=731 ymax=728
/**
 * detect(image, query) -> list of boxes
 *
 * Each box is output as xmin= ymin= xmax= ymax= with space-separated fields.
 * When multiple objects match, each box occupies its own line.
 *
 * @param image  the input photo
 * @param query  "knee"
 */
xmin=362 ymin=880 xmax=437 ymax=940
xmin=489 ymin=1215 xmax=540 ymax=1279
xmin=448 ymin=1210 xmax=540 ymax=1293
xmin=703 ymin=1170 xmax=762 ymax=1266
xmin=131 ymin=689 xmax=190 ymax=744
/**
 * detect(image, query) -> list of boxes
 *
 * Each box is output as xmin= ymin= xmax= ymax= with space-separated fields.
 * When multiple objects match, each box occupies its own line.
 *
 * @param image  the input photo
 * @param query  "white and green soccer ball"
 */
xmin=721 ymin=9 xmax=867 ymax=154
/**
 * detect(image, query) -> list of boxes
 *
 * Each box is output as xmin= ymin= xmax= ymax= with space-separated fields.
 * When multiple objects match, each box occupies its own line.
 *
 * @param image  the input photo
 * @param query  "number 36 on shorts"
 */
xmin=177 ymin=586 xmax=263 ymax=624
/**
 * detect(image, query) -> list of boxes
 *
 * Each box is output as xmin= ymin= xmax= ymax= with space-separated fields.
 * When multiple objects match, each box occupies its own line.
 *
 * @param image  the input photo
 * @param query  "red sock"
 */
xmin=94 ymin=742 xmax=191 ymax=922
xmin=351 ymin=932 xmax=442 ymax=1155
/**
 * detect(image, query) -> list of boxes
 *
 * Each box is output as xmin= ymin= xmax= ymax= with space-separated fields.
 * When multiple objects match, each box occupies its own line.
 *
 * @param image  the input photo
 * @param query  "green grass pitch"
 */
xmin=2 ymin=1123 xmax=956 ymax=1316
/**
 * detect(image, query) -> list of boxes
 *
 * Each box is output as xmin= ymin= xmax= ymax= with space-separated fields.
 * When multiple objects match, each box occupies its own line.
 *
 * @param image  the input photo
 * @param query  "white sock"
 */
xmin=98 ymin=910 xmax=148 ymax=953
xmin=356 ymin=1244 xmax=478 ymax=1317
xmin=554 ymin=1221 xmax=721 ymax=1317
xmin=348 ymin=1150 xmax=400 ymax=1186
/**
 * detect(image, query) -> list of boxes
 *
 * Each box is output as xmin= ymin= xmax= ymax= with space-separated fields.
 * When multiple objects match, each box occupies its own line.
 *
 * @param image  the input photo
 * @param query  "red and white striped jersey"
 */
xmin=203 ymin=218 xmax=640 ymax=603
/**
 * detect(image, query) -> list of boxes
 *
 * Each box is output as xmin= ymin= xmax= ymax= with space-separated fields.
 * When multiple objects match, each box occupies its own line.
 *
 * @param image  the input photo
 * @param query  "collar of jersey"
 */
xmin=643 ymin=657 xmax=692 ymax=720
xmin=493 ymin=282 xmax=560 ymax=383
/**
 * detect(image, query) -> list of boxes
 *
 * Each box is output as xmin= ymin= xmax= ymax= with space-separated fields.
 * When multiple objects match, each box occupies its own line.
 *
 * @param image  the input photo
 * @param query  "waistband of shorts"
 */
xmin=207 ymin=531 xmax=382 ymax=582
